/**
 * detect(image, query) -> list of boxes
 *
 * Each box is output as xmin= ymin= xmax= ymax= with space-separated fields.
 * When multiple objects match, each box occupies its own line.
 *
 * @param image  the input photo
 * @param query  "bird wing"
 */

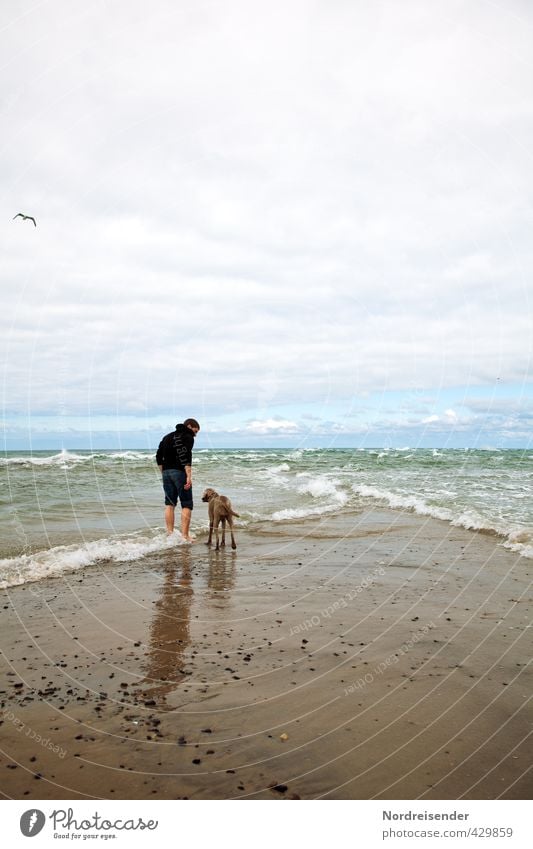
xmin=12 ymin=213 xmax=37 ymax=225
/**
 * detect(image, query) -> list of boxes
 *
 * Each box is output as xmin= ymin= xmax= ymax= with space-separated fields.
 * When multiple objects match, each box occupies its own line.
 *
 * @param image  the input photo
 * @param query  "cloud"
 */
xmin=244 ymin=418 xmax=300 ymax=435
xmin=422 ymin=409 xmax=459 ymax=426
xmin=1 ymin=0 xmax=532 ymax=446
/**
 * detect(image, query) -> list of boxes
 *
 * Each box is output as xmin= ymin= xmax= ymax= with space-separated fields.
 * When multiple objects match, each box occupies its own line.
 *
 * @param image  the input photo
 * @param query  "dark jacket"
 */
xmin=156 ymin=424 xmax=195 ymax=471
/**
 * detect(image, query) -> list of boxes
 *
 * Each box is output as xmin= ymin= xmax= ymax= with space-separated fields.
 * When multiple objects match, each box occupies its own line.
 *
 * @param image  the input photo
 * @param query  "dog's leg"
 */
xmin=206 ymin=505 xmax=213 ymax=546
xmin=215 ymin=516 xmax=220 ymax=551
xmin=227 ymin=515 xmax=237 ymax=549
xmin=221 ymin=517 xmax=226 ymax=548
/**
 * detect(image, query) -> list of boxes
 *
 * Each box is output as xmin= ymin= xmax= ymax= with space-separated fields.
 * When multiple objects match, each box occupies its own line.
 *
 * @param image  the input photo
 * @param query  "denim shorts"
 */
xmin=162 ymin=469 xmax=193 ymax=509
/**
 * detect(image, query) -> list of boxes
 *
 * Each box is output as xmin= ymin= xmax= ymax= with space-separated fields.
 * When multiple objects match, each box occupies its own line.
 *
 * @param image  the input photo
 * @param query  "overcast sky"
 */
xmin=1 ymin=0 xmax=532 ymax=449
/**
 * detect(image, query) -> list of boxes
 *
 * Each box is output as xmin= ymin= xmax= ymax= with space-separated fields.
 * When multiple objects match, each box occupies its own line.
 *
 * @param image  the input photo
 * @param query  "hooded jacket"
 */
xmin=156 ymin=424 xmax=195 ymax=471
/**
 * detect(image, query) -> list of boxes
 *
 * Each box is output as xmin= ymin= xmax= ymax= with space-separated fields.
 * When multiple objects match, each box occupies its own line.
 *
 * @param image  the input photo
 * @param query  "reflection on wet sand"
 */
xmin=141 ymin=549 xmax=193 ymax=707
xmin=206 ymin=549 xmax=236 ymax=597
xmin=141 ymin=548 xmax=237 ymax=708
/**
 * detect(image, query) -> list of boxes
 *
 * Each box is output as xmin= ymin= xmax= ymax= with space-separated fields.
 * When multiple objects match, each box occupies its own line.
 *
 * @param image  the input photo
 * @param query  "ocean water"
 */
xmin=0 ymin=447 xmax=531 ymax=587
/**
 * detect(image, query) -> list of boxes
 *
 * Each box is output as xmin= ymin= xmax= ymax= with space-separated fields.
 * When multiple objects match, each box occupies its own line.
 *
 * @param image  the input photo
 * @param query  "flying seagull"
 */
xmin=13 ymin=213 xmax=37 ymax=227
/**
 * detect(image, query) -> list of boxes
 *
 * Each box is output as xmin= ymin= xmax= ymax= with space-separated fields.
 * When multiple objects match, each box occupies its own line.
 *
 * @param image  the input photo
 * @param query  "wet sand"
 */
xmin=0 ymin=507 xmax=531 ymax=800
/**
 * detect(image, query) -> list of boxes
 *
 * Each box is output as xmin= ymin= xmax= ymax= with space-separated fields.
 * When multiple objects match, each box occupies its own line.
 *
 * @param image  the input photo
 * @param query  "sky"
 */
xmin=1 ymin=0 xmax=532 ymax=450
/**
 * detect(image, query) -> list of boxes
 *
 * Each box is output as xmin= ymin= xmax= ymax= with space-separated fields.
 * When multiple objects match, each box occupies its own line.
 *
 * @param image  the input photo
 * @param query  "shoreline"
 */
xmin=1 ymin=499 xmax=531 ymax=591
xmin=1 ymin=507 xmax=531 ymax=800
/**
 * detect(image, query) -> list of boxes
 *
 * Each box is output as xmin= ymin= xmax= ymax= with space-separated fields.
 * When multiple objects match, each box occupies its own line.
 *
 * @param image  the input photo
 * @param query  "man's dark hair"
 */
xmin=182 ymin=418 xmax=200 ymax=430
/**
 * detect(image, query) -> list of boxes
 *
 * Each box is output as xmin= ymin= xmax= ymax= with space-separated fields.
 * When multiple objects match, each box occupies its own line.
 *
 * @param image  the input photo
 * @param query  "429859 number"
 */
xmin=469 ymin=828 xmax=513 ymax=838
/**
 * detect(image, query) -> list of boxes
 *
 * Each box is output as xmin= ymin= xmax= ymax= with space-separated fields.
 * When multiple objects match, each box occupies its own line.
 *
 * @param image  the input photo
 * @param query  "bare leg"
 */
xmin=181 ymin=507 xmax=194 ymax=542
xmin=165 ymin=505 xmax=175 ymax=534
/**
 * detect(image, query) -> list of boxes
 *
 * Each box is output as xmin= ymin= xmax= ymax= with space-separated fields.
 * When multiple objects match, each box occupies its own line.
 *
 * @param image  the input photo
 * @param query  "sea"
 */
xmin=0 ymin=447 xmax=531 ymax=588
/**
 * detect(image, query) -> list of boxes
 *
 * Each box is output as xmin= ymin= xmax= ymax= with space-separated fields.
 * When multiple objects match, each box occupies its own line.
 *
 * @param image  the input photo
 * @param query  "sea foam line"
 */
xmin=0 ymin=531 xmax=189 ymax=589
xmin=352 ymin=484 xmax=533 ymax=559
xmin=0 ymin=449 xmax=156 ymax=468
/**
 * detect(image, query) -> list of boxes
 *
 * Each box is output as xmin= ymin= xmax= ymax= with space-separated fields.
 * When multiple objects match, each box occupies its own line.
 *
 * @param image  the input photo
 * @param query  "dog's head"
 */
xmin=201 ymin=487 xmax=219 ymax=503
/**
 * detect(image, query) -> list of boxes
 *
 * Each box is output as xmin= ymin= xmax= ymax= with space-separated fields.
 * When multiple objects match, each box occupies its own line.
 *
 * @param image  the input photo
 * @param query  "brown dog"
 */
xmin=201 ymin=488 xmax=239 ymax=550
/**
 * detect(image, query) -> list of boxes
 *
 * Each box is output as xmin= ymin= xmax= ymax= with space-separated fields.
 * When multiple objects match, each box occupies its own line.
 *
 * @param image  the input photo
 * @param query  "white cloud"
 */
xmin=1 ymin=0 xmax=532 ymax=446
xmin=244 ymin=418 xmax=300 ymax=435
xmin=422 ymin=409 xmax=459 ymax=426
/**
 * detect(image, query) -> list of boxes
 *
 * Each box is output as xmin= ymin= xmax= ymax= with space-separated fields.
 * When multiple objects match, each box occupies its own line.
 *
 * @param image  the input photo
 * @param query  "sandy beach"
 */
xmin=0 ymin=507 xmax=531 ymax=800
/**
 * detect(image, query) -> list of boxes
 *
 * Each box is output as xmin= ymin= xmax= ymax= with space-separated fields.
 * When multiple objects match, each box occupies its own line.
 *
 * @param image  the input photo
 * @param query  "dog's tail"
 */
xmin=230 ymin=510 xmax=240 ymax=518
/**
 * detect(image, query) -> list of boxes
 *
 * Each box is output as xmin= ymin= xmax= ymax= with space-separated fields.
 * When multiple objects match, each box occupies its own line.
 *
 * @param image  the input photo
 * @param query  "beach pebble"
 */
xmin=269 ymin=782 xmax=288 ymax=794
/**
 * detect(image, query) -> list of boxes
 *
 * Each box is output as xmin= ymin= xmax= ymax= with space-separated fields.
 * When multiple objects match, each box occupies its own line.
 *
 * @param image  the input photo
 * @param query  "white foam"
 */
xmin=0 ymin=530 xmax=189 ymax=589
xmin=296 ymin=476 xmax=348 ymax=505
xmin=272 ymin=503 xmax=343 ymax=521
xmin=0 ymin=449 xmax=90 ymax=468
xmin=353 ymin=484 xmax=453 ymax=522
xmin=270 ymin=463 xmax=291 ymax=473
xmin=106 ymin=451 xmax=151 ymax=462
xmin=1 ymin=450 xmax=155 ymax=469
xmin=505 ymin=540 xmax=533 ymax=558
xmin=352 ymin=484 xmax=533 ymax=559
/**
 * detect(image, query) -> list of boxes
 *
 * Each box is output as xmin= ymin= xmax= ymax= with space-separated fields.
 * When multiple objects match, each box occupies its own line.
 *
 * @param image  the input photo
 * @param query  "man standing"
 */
xmin=156 ymin=418 xmax=200 ymax=541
